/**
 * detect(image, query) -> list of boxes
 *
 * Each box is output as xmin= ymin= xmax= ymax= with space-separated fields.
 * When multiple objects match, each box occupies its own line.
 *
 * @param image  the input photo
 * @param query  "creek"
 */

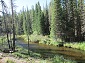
xmin=16 ymin=40 xmax=85 ymax=63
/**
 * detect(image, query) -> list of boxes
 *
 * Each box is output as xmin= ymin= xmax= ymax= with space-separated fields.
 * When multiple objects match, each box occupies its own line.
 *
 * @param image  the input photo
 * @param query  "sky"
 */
xmin=0 ymin=0 xmax=51 ymax=13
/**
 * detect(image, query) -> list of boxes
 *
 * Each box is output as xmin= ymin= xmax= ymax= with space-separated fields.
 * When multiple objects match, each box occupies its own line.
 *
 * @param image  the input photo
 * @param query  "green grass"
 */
xmin=12 ymin=46 xmax=41 ymax=59
xmin=16 ymin=34 xmax=62 ymax=46
xmin=0 ymin=36 xmax=7 ymax=43
xmin=6 ymin=59 xmax=15 ymax=63
xmin=11 ymin=45 xmax=77 ymax=63
xmin=0 ymin=36 xmax=9 ymax=49
xmin=52 ymin=55 xmax=76 ymax=63
xmin=64 ymin=42 xmax=85 ymax=51
xmin=17 ymin=34 xmax=49 ymax=43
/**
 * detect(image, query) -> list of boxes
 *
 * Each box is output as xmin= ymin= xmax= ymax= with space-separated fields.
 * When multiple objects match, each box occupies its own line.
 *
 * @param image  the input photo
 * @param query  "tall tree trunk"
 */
xmin=11 ymin=0 xmax=15 ymax=51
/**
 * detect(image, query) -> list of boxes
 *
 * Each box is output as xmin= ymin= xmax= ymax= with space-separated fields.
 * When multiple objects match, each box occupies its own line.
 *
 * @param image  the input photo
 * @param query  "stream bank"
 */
xmin=15 ymin=40 xmax=85 ymax=63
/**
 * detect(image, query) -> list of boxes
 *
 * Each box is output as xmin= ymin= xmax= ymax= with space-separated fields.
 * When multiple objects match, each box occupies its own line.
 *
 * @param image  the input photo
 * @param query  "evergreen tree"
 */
xmin=26 ymin=8 xmax=32 ymax=35
xmin=22 ymin=7 xmax=27 ymax=34
xmin=76 ymin=0 xmax=84 ymax=41
xmin=50 ymin=0 xmax=59 ymax=41
xmin=44 ymin=1 xmax=50 ymax=35
xmin=30 ymin=6 xmax=35 ymax=34
xmin=41 ymin=11 xmax=45 ymax=35
xmin=18 ymin=12 xmax=24 ymax=35
xmin=34 ymin=2 xmax=42 ymax=35
xmin=37 ymin=2 xmax=42 ymax=34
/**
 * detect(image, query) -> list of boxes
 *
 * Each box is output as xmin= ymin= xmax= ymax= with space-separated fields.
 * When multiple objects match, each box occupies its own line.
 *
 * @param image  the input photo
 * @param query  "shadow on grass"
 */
xmin=13 ymin=46 xmax=85 ymax=63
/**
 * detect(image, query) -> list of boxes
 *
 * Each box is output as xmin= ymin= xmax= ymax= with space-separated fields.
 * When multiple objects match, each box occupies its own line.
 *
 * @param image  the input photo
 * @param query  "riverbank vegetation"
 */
xmin=17 ymin=35 xmax=85 ymax=52
xmin=12 ymin=45 xmax=77 ymax=63
xmin=64 ymin=42 xmax=85 ymax=51
xmin=17 ymin=35 xmax=60 ymax=46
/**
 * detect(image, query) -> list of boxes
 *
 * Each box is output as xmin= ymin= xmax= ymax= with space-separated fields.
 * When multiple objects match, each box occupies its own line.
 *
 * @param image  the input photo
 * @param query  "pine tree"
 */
xmin=37 ymin=2 xmax=42 ymax=34
xmin=44 ymin=1 xmax=50 ymax=35
xmin=22 ymin=7 xmax=27 ymax=34
xmin=33 ymin=2 xmax=42 ymax=35
xmin=18 ymin=12 xmax=24 ymax=35
xmin=60 ymin=0 xmax=76 ymax=41
xmin=30 ymin=6 xmax=35 ymax=34
xmin=41 ymin=11 xmax=45 ymax=35
xmin=76 ymin=0 xmax=84 ymax=41
xmin=50 ymin=0 xmax=59 ymax=41
xmin=26 ymin=8 xmax=32 ymax=35
xmin=34 ymin=4 xmax=38 ymax=34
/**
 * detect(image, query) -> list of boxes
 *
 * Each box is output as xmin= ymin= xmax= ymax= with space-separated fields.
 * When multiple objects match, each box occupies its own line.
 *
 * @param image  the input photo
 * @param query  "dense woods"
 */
xmin=0 ymin=0 xmax=85 ymax=43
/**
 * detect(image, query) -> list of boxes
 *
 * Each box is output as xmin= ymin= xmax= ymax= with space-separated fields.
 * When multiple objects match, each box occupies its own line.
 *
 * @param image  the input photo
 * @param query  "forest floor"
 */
xmin=0 ymin=53 xmax=51 ymax=63
xmin=0 ymin=56 xmax=28 ymax=63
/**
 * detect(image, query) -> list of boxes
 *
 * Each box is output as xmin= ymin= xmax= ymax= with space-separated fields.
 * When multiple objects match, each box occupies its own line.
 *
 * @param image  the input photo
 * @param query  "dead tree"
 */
xmin=0 ymin=0 xmax=11 ymax=49
xmin=10 ymin=0 xmax=16 ymax=51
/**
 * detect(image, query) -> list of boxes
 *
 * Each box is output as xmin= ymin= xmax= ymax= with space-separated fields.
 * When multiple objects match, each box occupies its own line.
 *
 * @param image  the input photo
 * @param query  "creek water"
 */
xmin=16 ymin=40 xmax=85 ymax=63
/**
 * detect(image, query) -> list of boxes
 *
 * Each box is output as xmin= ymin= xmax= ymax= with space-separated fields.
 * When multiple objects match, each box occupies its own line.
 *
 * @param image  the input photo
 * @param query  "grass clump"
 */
xmin=17 ymin=34 xmax=62 ymax=46
xmin=12 ymin=46 xmax=28 ymax=59
xmin=52 ymin=55 xmax=76 ymax=63
xmin=12 ymin=46 xmax=41 ymax=59
xmin=6 ymin=59 xmax=15 ymax=63
xmin=64 ymin=42 xmax=85 ymax=51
